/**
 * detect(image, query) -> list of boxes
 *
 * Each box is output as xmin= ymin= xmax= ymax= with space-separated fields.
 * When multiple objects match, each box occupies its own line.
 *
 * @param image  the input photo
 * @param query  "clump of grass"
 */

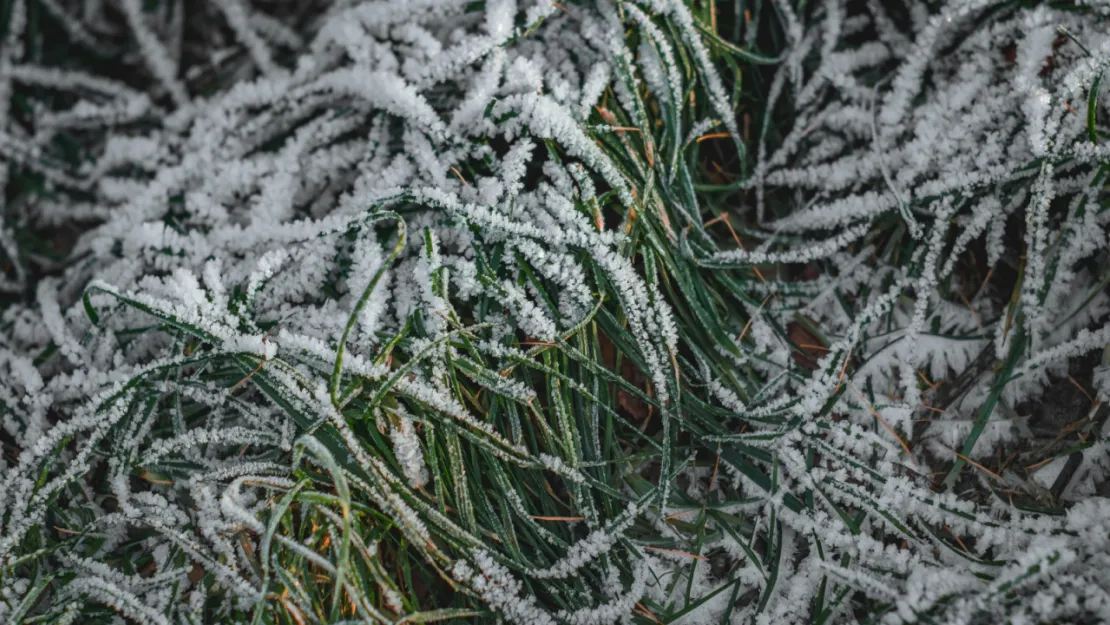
xmin=1 ymin=1 xmax=1109 ymax=625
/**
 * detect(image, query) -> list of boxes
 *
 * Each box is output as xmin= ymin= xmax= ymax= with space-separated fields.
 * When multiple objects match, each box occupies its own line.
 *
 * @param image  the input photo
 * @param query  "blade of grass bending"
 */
xmin=5 ymin=574 xmax=54 ymax=625
xmin=330 ymin=212 xmax=406 ymax=408
xmin=942 ymin=324 xmax=1026 ymax=488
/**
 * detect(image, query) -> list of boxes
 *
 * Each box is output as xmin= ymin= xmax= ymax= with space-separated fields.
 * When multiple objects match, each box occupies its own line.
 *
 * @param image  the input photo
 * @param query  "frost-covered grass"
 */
xmin=1 ymin=0 xmax=1110 ymax=624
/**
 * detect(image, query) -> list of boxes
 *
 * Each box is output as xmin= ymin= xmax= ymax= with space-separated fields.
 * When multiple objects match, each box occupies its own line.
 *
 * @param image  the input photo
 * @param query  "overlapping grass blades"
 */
xmin=1 ymin=1 xmax=1109 ymax=624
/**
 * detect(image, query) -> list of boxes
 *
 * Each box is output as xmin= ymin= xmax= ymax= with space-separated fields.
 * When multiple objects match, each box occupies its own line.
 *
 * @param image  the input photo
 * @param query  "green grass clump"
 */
xmin=1 ymin=1 xmax=1110 ymax=624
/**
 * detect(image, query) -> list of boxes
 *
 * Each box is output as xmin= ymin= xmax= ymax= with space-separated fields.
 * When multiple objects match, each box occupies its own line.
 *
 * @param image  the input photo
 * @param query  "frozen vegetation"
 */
xmin=0 ymin=0 xmax=1109 ymax=623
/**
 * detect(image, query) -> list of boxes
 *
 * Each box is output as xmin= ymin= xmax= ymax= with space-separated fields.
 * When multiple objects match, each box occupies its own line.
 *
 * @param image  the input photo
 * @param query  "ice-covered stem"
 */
xmin=330 ymin=212 xmax=406 ymax=408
